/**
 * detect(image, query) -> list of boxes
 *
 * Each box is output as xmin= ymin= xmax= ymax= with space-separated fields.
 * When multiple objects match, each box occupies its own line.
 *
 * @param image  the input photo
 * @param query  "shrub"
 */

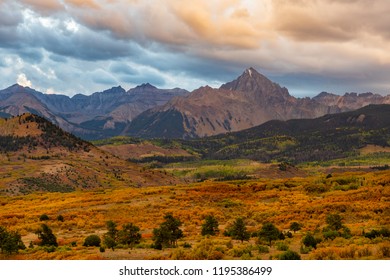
xmin=44 ymin=245 xmax=56 ymax=253
xmin=258 ymin=245 xmax=270 ymax=254
xmin=57 ymin=215 xmax=64 ymax=222
xmin=83 ymin=235 xmax=101 ymax=247
xmin=276 ymin=242 xmax=289 ymax=251
xmin=279 ymin=250 xmax=301 ymax=260
xmin=39 ymin=214 xmax=49 ymax=221
xmin=289 ymin=222 xmax=302 ymax=233
xmin=302 ymin=232 xmax=318 ymax=249
xmin=378 ymin=243 xmax=390 ymax=258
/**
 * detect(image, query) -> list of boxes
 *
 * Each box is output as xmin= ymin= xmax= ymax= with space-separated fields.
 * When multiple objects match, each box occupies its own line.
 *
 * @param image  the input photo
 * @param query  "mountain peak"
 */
xmin=135 ymin=83 xmax=157 ymax=90
xmin=102 ymin=86 xmax=126 ymax=94
xmin=220 ymin=67 xmax=283 ymax=95
xmin=243 ymin=67 xmax=257 ymax=78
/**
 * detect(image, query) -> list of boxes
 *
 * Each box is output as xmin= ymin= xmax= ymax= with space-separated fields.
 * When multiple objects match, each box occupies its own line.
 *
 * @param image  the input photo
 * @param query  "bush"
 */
xmin=39 ymin=214 xmax=49 ymax=221
xmin=279 ymin=250 xmax=301 ymax=260
xmin=99 ymin=246 xmax=105 ymax=253
xmin=57 ymin=215 xmax=64 ymax=222
xmin=289 ymin=222 xmax=302 ymax=233
xmin=302 ymin=232 xmax=318 ymax=249
xmin=44 ymin=245 xmax=56 ymax=253
xmin=258 ymin=245 xmax=270 ymax=254
xmin=83 ymin=235 xmax=101 ymax=247
xmin=364 ymin=228 xmax=390 ymax=239
xmin=378 ymin=243 xmax=390 ymax=258
xmin=276 ymin=242 xmax=289 ymax=251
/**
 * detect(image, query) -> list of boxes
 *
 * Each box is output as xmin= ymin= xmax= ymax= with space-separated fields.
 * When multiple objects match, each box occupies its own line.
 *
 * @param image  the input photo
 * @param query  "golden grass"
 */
xmin=0 ymin=169 xmax=389 ymax=260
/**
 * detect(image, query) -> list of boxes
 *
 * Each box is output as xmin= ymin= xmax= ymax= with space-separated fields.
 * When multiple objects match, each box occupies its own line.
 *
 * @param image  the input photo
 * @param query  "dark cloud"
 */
xmin=92 ymin=69 xmax=117 ymax=85
xmin=16 ymin=48 xmax=44 ymax=64
xmin=49 ymin=54 xmax=68 ymax=63
xmin=0 ymin=0 xmax=389 ymax=96
xmin=109 ymin=63 xmax=139 ymax=75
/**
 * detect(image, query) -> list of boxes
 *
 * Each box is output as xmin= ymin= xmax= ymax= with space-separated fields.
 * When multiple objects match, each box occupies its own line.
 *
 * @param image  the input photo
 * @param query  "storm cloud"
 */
xmin=0 ymin=0 xmax=389 ymax=96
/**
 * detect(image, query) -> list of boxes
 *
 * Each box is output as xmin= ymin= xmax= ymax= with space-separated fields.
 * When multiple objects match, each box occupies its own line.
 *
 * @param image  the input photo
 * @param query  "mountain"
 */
xmin=0 ymin=113 xmax=179 ymax=195
xmin=125 ymin=68 xmax=390 ymax=139
xmin=313 ymin=91 xmax=390 ymax=111
xmin=1 ymin=68 xmax=390 ymax=140
xmin=0 ymin=83 xmax=188 ymax=140
xmin=173 ymin=104 xmax=390 ymax=163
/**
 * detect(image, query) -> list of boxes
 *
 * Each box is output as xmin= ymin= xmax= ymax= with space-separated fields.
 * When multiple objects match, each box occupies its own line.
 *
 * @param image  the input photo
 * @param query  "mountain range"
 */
xmin=1 ymin=67 xmax=389 ymax=140
xmin=172 ymin=104 xmax=390 ymax=163
xmin=0 ymin=83 xmax=188 ymax=140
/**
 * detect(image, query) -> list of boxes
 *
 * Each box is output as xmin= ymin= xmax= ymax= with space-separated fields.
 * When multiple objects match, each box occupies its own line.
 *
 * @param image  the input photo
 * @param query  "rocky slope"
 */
xmin=0 ymin=83 xmax=188 ymax=139
xmin=125 ymin=68 xmax=342 ymax=138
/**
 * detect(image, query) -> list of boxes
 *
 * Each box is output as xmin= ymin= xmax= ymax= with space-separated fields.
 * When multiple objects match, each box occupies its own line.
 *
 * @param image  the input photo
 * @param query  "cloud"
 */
xmin=17 ymin=73 xmax=32 ymax=87
xmin=92 ymin=69 xmax=118 ymax=85
xmin=0 ymin=0 xmax=389 ymax=96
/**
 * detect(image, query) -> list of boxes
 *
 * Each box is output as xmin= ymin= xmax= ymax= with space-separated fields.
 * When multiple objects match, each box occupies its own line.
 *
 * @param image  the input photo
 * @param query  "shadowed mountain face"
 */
xmin=0 ymin=84 xmax=188 ymax=140
xmin=126 ymin=68 xmax=389 ymax=139
xmin=172 ymin=104 xmax=390 ymax=163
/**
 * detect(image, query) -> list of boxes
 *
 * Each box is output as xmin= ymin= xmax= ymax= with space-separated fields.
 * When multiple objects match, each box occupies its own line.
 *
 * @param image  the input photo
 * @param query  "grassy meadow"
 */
xmin=0 ymin=163 xmax=389 ymax=260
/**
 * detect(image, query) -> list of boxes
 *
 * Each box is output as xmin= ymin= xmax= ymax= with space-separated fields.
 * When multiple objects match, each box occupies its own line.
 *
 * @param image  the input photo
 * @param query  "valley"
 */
xmin=0 ymin=69 xmax=389 ymax=260
xmin=0 ymin=113 xmax=389 ymax=260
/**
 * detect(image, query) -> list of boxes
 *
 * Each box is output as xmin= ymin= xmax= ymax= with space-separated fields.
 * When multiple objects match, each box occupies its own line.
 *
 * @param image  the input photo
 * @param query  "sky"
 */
xmin=0 ymin=0 xmax=389 ymax=97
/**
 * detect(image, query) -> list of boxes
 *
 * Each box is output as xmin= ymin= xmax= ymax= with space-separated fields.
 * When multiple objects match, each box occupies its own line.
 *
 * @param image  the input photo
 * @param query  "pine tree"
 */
xmin=117 ymin=223 xmax=142 ymax=249
xmin=35 ymin=224 xmax=58 ymax=247
xmin=258 ymin=222 xmax=281 ymax=246
xmin=152 ymin=213 xmax=183 ymax=249
xmin=225 ymin=217 xmax=250 ymax=243
xmin=201 ymin=215 xmax=219 ymax=236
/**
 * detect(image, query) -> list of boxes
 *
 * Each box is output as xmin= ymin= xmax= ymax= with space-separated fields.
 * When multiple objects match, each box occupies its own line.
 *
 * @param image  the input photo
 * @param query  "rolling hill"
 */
xmin=0 ymin=114 xmax=179 ymax=195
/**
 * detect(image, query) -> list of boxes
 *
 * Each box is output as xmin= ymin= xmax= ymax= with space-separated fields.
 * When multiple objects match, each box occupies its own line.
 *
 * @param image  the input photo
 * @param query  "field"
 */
xmin=0 ymin=164 xmax=389 ymax=260
xmin=0 ymin=115 xmax=389 ymax=260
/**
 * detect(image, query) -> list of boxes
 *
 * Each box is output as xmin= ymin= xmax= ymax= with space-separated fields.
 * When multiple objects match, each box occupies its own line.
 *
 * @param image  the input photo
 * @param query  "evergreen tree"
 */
xmin=152 ymin=213 xmax=183 ymax=249
xmin=105 ymin=220 xmax=118 ymax=239
xmin=289 ymin=222 xmax=302 ymax=233
xmin=35 ymin=224 xmax=58 ymax=247
xmin=103 ymin=235 xmax=116 ymax=251
xmin=0 ymin=226 xmax=25 ymax=254
xmin=302 ymin=232 xmax=318 ymax=249
xmin=326 ymin=214 xmax=343 ymax=231
xmin=258 ymin=222 xmax=281 ymax=246
xmin=117 ymin=223 xmax=142 ymax=249
xmin=201 ymin=215 xmax=219 ymax=236
xmin=225 ymin=217 xmax=250 ymax=243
